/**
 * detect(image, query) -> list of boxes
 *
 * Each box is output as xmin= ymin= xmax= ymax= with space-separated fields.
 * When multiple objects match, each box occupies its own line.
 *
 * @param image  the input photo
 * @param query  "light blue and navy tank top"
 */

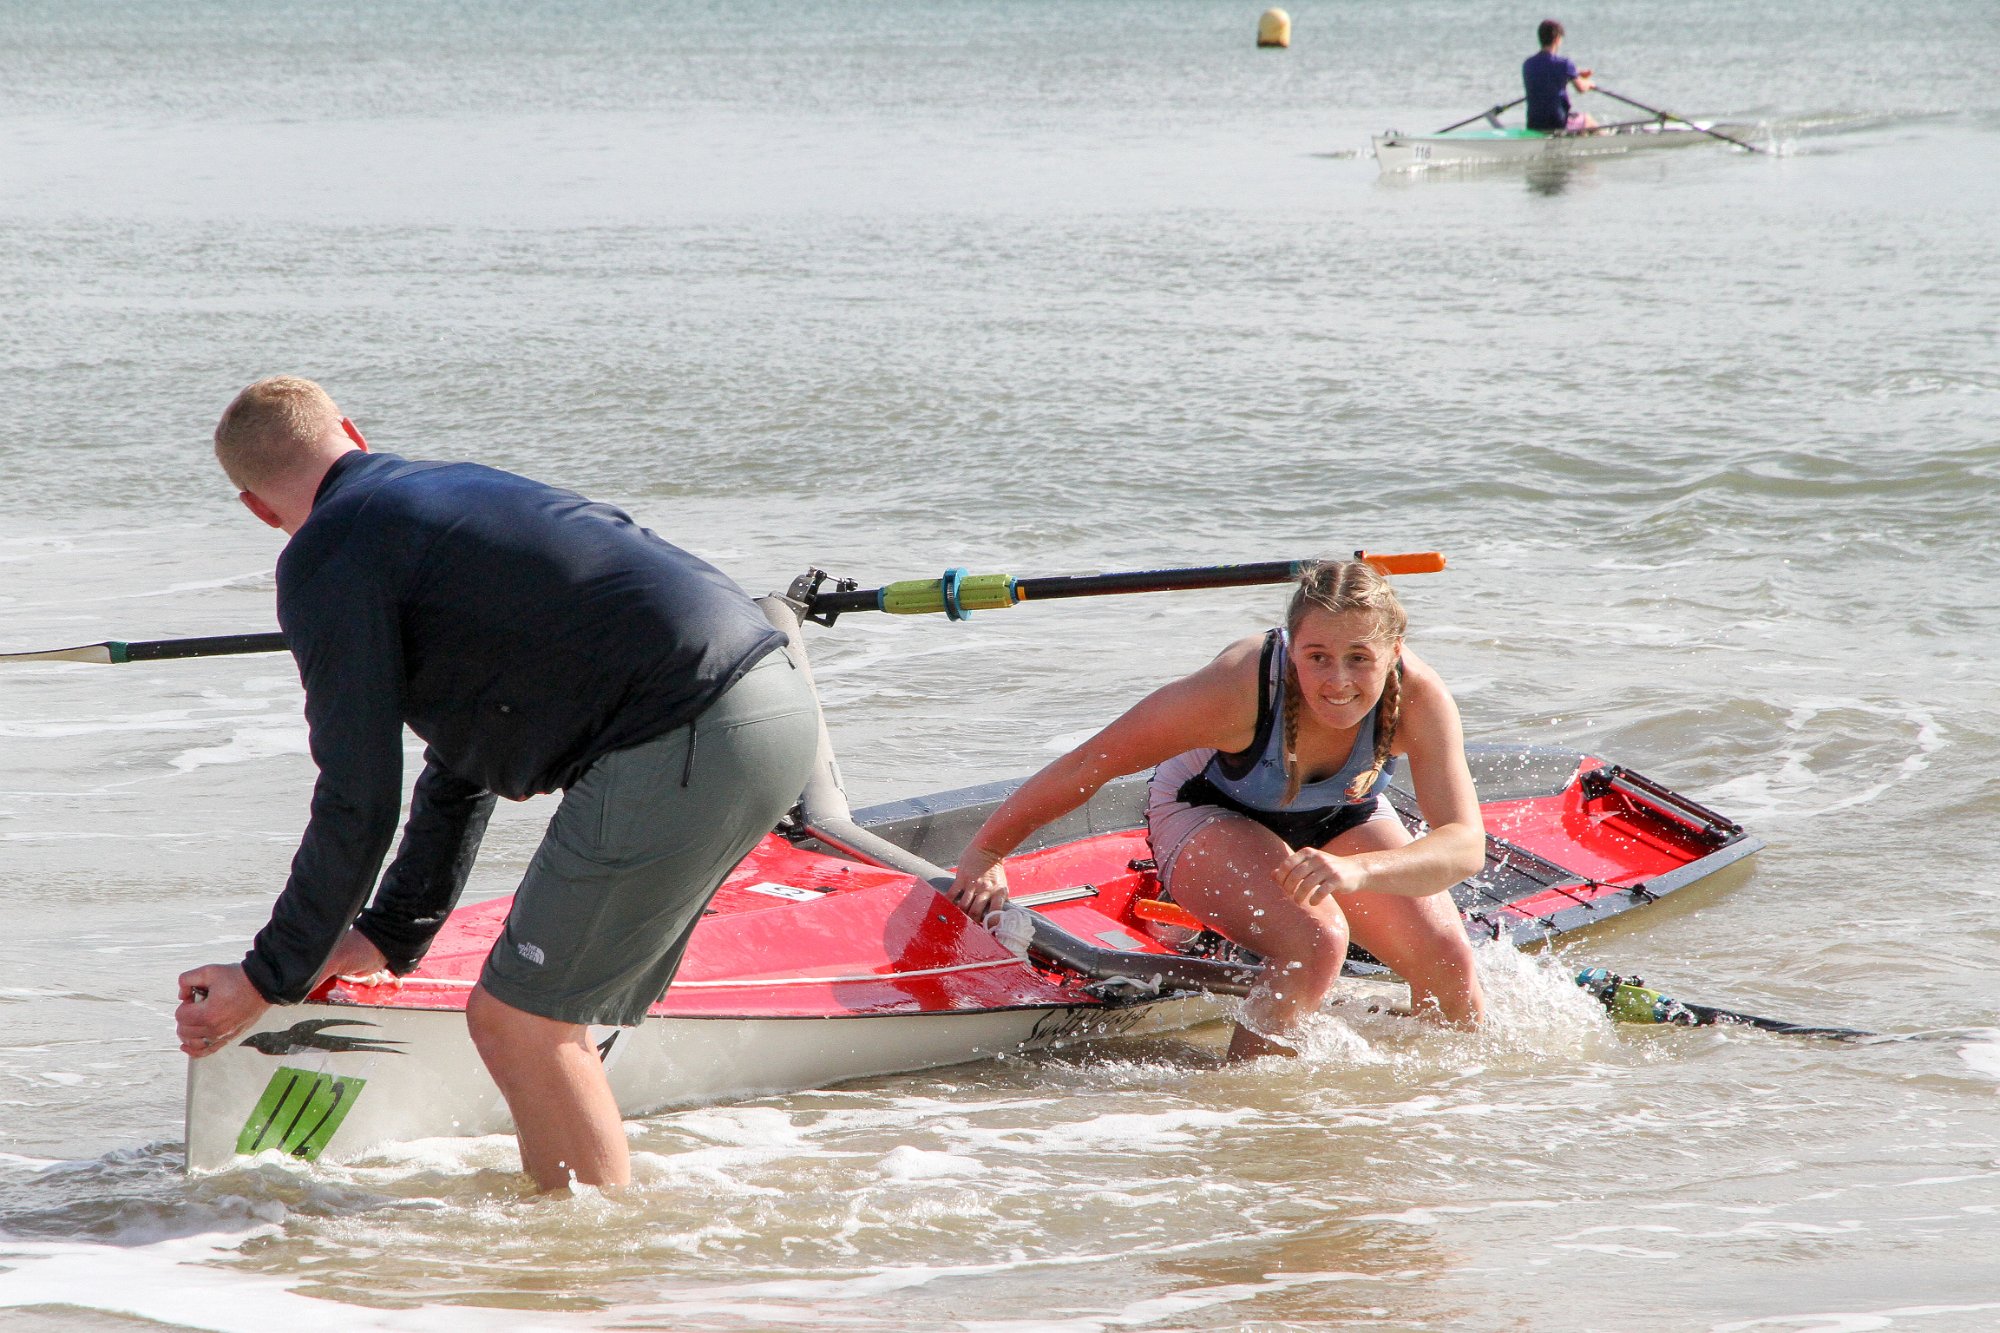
xmin=1174 ymin=627 xmax=1400 ymax=848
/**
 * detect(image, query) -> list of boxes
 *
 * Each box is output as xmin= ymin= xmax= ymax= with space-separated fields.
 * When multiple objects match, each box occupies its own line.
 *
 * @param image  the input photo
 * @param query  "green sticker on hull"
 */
xmin=235 ymin=1067 xmax=366 ymax=1160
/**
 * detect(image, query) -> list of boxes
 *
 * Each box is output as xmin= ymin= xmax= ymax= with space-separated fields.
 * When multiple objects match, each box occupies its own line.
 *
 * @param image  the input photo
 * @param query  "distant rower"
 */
xmin=1523 ymin=19 xmax=1597 ymax=132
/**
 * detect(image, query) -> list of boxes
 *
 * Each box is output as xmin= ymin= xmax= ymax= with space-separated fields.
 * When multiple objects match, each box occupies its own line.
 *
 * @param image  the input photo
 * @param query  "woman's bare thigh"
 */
xmin=1164 ymin=812 xmax=1346 ymax=961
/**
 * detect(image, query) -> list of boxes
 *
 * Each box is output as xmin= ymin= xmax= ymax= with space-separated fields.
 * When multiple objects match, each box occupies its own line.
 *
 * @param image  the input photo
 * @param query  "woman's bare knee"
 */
xmin=1260 ymin=920 xmax=1348 ymax=1005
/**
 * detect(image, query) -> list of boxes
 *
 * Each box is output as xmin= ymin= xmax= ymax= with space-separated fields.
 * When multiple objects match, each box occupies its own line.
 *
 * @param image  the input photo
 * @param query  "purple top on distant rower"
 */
xmin=1522 ymin=49 xmax=1580 ymax=130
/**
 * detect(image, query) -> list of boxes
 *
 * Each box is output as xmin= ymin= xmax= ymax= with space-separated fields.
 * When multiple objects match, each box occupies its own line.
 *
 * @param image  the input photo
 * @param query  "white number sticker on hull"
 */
xmin=741 ymin=881 xmax=829 ymax=902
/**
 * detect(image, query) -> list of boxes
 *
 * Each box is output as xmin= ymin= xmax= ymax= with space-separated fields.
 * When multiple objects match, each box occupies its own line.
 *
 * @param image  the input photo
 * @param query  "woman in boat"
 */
xmin=947 ymin=559 xmax=1488 ymax=1058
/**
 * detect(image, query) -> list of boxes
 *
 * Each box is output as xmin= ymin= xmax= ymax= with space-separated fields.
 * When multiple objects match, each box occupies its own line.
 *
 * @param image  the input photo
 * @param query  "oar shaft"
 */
xmin=808 ymin=552 xmax=1446 ymax=619
xmin=123 ymin=632 xmax=289 ymax=662
xmin=1436 ymin=96 xmax=1525 ymax=134
xmin=1592 ymin=87 xmax=1766 ymax=154
xmin=1014 ymin=559 xmax=1306 ymax=603
xmin=7 ymin=553 xmax=1449 ymax=660
xmin=1576 ymin=968 xmax=1870 ymax=1039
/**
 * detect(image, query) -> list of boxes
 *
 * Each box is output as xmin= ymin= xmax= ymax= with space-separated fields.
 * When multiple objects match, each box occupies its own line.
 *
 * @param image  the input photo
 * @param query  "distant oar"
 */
xmin=1434 ymin=96 xmax=1525 ymax=134
xmin=0 ymin=631 xmax=287 ymax=666
xmin=803 ymin=552 xmax=1446 ymax=623
xmin=1592 ymin=87 xmax=1769 ymax=154
xmin=1576 ymin=968 xmax=1872 ymax=1039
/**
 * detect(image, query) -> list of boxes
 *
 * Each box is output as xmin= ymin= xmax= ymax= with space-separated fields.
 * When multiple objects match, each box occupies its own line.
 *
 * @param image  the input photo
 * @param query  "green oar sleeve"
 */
xmin=877 ymin=572 xmax=1018 ymax=618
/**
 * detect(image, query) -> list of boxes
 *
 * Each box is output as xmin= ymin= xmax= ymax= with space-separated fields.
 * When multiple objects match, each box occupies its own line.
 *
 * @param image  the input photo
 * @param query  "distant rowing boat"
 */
xmin=1375 ymin=119 xmax=1745 ymax=173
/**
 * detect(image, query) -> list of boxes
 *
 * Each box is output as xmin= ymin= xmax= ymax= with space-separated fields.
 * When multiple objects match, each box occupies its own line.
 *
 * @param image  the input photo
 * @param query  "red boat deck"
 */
xmin=319 ymin=830 xmax=1172 ymax=1019
xmin=314 ymin=758 xmax=1751 ymax=1019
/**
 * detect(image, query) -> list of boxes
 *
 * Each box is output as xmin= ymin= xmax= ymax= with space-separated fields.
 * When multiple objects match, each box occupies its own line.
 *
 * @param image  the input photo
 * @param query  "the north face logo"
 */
xmin=517 ymin=941 xmax=546 ymax=966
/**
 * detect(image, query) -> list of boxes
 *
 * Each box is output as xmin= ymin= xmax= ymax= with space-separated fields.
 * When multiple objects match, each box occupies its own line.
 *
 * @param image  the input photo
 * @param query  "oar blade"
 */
xmin=0 ymin=642 xmax=119 ymax=665
xmin=1 ymin=631 xmax=287 ymax=666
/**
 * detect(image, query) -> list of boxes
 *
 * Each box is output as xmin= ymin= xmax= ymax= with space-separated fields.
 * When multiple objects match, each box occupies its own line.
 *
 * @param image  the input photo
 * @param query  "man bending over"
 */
xmin=175 ymin=376 xmax=818 ymax=1192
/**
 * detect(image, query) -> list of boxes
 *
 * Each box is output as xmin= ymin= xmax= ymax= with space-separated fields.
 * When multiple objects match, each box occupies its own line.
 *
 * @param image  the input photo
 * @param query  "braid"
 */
xmin=1280 ymin=660 xmax=1304 ymax=807
xmin=1347 ymin=658 xmax=1403 ymax=801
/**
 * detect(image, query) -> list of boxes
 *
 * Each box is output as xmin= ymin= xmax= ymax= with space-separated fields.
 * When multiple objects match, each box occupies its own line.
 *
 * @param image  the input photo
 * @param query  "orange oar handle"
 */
xmin=1358 ymin=551 xmax=1446 ymax=576
xmin=1130 ymin=897 xmax=1205 ymax=932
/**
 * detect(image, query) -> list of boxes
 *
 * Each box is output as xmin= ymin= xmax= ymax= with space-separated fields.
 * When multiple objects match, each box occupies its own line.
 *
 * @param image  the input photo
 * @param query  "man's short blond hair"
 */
xmin=213 ymin=376 xmax=343 ymax=492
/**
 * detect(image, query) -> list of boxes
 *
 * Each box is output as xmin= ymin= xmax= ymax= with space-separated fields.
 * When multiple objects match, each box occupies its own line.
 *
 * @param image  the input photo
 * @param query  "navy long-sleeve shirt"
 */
xmin=242 ymin=451 xmax=784 ymax=1004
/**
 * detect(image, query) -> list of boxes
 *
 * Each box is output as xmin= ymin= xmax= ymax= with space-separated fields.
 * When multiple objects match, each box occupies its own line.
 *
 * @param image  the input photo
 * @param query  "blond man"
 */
xmin=177 ymin=377 xmax=817 ymax=1191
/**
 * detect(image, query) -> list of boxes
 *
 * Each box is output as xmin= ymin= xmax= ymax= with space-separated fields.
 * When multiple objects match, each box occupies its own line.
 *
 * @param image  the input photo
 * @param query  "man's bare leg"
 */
xmin=466 ymin=984 xmax=627 ymax=1193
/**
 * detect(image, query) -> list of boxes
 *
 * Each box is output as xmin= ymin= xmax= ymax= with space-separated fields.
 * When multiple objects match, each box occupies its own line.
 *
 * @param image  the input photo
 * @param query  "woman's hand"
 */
xmin=1273 ymin=846 xmax=1370 ymax=906
xmin=948 ymin=846 xmax=1011 ymax=920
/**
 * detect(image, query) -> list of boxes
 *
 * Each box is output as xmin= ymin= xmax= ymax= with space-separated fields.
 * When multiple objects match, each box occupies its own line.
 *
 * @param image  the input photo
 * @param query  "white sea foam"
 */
xmin=342 ymin=1132 xmax=522 ymax=1176
xmin=169 ymin=723 xmax=310 ymax=772
xmin=1296 ymin=942 xmax=1610 ymax=1075
xmin=1958 ymin=1038 xmax=2000 ymax=1087
xmin=1698 ymin=697 xmax=1946 ymax=822
xmin=608 ymin=1247 xmax=1380 ymax=1330
xmin=0 ymin=1228 xmax=567 ymax=1331
xmin=1712 ymin=1301 xmax=2000 ymax=1332
xmin=874 ymin=1145 xmax=988 ymax=1181
xmin=666 ymin=1104 xmax=809 ymax=1147
xmin=956 ymin=1269 xmax=1387 ymax=1332
xmin=1550 ymin=1240 xmax=1682 ymax=1259
xmin=1355 ymin=1198 xmax=1560 ymax=1225
xmin=0 ymin=709 xmax=245 ymax=739
xmin=13 ymin=569 xmax=274 ymax=612
xmin=957 ymin=1106 xmax=1262 ymax=1154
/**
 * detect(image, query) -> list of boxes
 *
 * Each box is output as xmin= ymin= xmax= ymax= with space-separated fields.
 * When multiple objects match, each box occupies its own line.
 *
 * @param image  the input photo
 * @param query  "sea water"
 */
xmin=2 ymin=1 xmax=1997 ymax=1329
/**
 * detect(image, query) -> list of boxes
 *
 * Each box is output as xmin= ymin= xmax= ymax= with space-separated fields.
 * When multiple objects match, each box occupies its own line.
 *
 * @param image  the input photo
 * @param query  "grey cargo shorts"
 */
xmin=478 ymin=650 xmax=819 ymax=1026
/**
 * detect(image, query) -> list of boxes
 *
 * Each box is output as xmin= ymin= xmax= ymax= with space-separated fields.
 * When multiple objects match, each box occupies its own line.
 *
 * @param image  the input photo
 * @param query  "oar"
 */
xmin=0 ymin=631 xmax=287 ymax=666
xmin=801 ymin=551 xmax=1446 ymax=624
xmin=1575 ymin=968 xmax=1872 ymax=1039
xmin=2 ymin=553 xmax=1447 ymax=661
xmin=1434 ymin=97 xmax=1525 ymax=134
xmin=1591 ymin=88 xmax=1768 ymax=154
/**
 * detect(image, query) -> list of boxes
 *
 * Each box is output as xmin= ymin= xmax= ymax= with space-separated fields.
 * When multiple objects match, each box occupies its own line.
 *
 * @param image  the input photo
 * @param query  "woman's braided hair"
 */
xmin=1279 ymin=560 xmax=1409 ymax=806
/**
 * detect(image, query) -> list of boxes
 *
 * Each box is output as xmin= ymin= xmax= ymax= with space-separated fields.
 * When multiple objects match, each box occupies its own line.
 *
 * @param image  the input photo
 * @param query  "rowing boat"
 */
xmin=184 ymin=595 xmax=1761 ymax=1171
xmin=1374 ymin=120 xmax=1742 ymax=173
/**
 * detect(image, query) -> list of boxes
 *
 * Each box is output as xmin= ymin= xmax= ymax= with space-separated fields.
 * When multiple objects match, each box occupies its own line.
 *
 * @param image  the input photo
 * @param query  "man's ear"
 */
xmin=239 ymin=491 xmax=285 ymax=530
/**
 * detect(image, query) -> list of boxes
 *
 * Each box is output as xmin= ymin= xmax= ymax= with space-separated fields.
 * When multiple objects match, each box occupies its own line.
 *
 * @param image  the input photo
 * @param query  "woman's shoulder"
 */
xmin=1397 ymin=645 xmax=1447 ymax=696
xmin=1389 ymin=646 xmax=1461 ymax=735
xmin=1142 ymin=632 xmax=1269 ymax=750
xmin=1186 ymin=630 xmax=1276 ymax=695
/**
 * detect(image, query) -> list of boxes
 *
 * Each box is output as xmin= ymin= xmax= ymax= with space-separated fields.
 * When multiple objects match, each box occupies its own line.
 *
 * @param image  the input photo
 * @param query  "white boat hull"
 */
xmin=1374 ymin=123 xmax=1731 ymax=173
xmin=185 ymin=991 xmax=1231 ymax=1171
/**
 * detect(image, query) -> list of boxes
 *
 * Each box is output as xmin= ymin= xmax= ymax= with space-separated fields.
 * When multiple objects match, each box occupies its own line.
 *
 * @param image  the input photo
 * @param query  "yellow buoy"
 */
xmin=1257 ymin=8 xmax=1291 ymax=48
